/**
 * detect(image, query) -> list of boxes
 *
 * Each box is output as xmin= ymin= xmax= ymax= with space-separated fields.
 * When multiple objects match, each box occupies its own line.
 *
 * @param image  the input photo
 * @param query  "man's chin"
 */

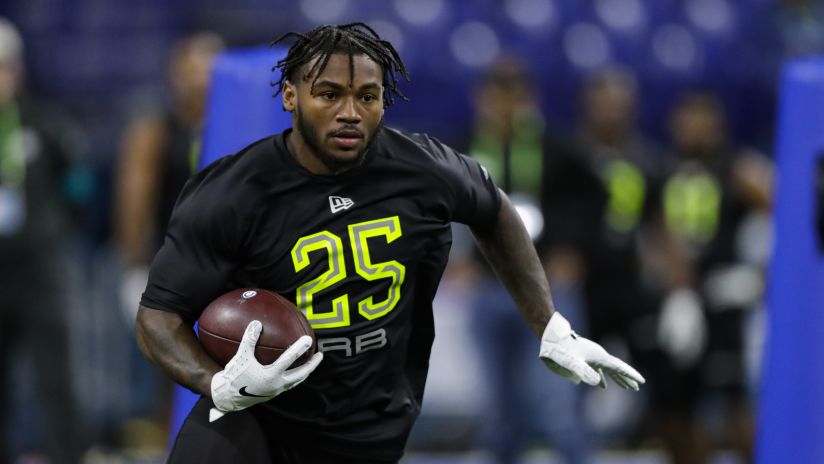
xmin=319 ymin=147 xmax=367 ymax=173
xmin=332 ymin=148 xmax=364 ymax=162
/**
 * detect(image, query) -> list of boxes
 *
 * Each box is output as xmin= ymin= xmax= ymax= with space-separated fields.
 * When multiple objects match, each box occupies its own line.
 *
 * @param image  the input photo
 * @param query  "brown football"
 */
xmin=198 ymin=288 xmax=315 ymax=367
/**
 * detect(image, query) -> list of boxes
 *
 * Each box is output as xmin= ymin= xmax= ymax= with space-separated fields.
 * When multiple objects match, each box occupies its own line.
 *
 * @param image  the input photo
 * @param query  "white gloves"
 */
xmin=539 ymin=312 xmax=645 ymax=390
xmin=209 ymin=320 xmax=323 ymax=422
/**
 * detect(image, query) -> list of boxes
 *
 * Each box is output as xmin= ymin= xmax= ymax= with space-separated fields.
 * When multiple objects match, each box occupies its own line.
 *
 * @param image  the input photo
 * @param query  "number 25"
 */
xmin=290 ymin=216 xmax=405 ymax=329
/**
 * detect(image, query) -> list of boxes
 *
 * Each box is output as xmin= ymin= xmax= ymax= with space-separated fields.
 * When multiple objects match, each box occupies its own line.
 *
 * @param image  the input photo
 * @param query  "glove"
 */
xmin=539 ymin=312 xmax=645 ymax=390
xmin=209 ymin=320 xmax=323 ymax=422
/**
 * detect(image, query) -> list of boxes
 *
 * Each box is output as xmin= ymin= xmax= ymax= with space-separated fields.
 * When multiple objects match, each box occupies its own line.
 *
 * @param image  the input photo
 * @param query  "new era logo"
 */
xmin=329 ymin=196 xmax=354 ymax=213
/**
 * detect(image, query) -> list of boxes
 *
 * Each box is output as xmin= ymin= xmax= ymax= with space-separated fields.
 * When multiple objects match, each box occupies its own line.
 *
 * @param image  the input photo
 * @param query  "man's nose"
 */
xmin=336 ymin=97 xmax=361 ymax=123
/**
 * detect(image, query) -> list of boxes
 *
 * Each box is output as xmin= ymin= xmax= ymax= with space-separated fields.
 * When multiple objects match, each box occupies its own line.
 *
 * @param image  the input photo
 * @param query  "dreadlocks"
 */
xmin=271 ymin=23 xmax=410 ymax=107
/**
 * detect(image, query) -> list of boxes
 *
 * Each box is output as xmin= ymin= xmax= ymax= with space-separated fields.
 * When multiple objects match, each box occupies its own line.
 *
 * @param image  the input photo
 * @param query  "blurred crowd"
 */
xmin=0 ymin=0 xmax=823 ymax=463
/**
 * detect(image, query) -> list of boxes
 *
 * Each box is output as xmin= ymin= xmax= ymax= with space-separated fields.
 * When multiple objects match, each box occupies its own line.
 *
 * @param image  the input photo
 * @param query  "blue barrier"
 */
xmin=757 ymin=57 xmax=824 ymax=463
xmin=168 ymin=45 xmax=291 ymax=445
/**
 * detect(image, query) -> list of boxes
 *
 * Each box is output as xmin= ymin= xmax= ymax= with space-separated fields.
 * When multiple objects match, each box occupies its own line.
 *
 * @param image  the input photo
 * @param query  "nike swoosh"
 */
xmin=239 ymin=386 xmax=268 ymax=398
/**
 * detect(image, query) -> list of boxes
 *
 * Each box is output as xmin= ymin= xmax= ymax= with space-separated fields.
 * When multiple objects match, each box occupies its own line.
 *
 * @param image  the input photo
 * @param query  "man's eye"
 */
xmin=320 ymin=92 xmax=336 ymax=100
xmin=361 ymin=94 xmax=377 ymax=103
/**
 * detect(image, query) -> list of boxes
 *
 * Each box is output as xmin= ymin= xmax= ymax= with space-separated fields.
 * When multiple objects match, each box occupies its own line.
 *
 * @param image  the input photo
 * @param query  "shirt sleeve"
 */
xmin=422 ymin=134 xmax=502 ymax=227
xmin=140 ymin=156 xmax=249 ymax=323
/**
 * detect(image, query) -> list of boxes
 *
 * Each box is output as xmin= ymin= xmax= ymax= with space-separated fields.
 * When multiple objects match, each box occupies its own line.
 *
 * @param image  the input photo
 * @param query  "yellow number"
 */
xmin=291 ymin=216 xmax=405 ymax=329
xmin=348 ymin=216 xmax=406 ymax=320
xmin=291 ymin=231 xmax=350 ymax=329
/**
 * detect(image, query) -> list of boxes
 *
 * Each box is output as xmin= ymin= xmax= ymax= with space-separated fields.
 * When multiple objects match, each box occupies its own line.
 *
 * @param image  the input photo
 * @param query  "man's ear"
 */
xmin=282 ymin=80 xmax=296 ymax=112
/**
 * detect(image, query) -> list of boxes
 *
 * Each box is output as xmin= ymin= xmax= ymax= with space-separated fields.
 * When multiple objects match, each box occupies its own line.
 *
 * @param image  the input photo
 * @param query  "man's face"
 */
xmin=671 ymin=102 xmax=725 ymax=155
xmin=283 ymin=53 xmax=385 ymax=173
xmin=584 ymin=80 xmax=635 ymax=131
xmin=169 ymin=38 xmax=221 ymax=106
xmin=473 ymin=68 xmax=534 ymax=136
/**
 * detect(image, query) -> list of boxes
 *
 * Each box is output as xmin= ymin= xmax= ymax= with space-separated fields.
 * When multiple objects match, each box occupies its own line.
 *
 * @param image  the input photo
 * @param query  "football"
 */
xmin=198 ymin=288 xmax=316 ymax=367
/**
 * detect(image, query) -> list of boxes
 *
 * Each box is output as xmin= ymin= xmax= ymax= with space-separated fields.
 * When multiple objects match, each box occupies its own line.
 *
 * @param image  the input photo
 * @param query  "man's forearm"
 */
xmin=135 ymin=305 xmax=221 ymax=397
xmin=471 ymin=192 xmax=555 ymax=337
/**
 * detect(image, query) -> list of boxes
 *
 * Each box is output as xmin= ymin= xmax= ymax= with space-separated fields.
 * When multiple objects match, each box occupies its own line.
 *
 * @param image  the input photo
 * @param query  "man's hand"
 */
xmin=539 ymin=312 xmax=645 ymax=390
xmin=209 ymin=320 xmax=323 ymax=422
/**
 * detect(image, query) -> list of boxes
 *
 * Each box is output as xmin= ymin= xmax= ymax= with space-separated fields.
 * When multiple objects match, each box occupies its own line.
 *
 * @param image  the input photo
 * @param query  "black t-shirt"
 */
xmin=141 ymin=126 xmax=500 ymax=461
xmin=539 ymin=136 xmax=662 ymax=317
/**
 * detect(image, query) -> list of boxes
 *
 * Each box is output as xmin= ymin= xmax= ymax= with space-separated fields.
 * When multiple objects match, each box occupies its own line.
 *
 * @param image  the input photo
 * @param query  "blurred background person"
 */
xmin=455 ymin=55 xmax=592 ymax=464
xmin=648 ymin=91 xmax=771 ymax=464
xmin=541 ymin=66 xmax=663 ymax=448
xmin=115 ymin=32 xmax=224 ymax=272
xmin=0 ymin=16 xmax=89 ymax=464
xmin=110 ymin=31 xmax=224 ymax=451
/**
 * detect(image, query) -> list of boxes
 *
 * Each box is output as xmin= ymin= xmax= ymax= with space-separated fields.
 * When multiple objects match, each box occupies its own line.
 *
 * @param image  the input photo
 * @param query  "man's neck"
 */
xmin=285 ymin=128 xmax=332 ymax=175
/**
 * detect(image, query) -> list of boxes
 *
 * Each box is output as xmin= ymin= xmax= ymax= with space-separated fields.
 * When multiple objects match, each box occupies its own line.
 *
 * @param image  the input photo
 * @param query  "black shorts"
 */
xmin=168 ymin=397 xmax=398 ymax=464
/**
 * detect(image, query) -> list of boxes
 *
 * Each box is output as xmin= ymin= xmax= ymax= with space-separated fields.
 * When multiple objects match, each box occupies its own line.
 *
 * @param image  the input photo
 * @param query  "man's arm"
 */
xmin=136 ymin=304 xmax=323 ymax=420
xmin=470 ymin=191 xmax=554 ymax=337
xmin=135 ymin=305 xmax=221 ymax=397
xmin=470 ymin=190 xmax=645 ymax=389
xmin=115 ymin=117 xmax=167 ymax=266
